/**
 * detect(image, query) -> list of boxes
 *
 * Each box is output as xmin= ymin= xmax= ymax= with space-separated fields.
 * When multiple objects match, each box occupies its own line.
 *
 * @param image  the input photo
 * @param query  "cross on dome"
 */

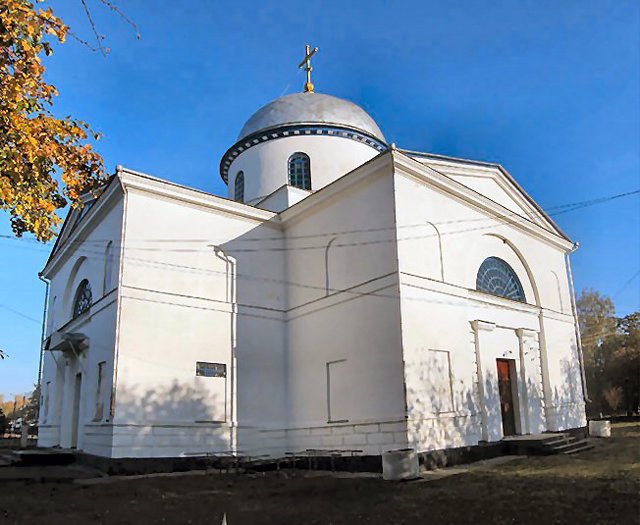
xmin=298 ymin=44 xmax=318 ymax=93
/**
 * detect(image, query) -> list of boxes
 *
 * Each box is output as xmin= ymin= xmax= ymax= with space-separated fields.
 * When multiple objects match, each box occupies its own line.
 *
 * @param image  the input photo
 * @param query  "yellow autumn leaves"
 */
xmin=1 ymin=0 xmax=107 ymax=241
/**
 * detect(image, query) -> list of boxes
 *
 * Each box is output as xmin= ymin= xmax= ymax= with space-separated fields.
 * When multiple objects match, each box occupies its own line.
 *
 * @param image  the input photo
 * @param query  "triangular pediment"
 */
xmin=44 ymin=175 xmax=118 ymax=269
xmin=400 ymin=151 xmax=568 ymax=240
xmin=50 ymin=198 xmax=95 ymax=257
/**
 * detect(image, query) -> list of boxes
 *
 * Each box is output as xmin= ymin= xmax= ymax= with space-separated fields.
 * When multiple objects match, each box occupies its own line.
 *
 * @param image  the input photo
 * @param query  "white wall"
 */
xmin=39 ymin=149 xmax=586 ymax=460
xmin=392 ymin=157 xmax=585 ymax=451
xmin=282 ymin=158 xmax=408 ymax=454
xmin=227 ymin=136 xmax=380 ymax=204
xmin=39 ymin=193 xmax=124 ymax=456
xmin=112 ymin=179 xmax=288 ymax=457
xmin=256 ymin=185 xmax=311 ymax=213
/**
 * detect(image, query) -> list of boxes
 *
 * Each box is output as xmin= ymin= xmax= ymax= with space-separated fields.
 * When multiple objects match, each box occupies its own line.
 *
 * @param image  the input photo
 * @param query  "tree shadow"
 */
xmin=109 ymin=380 xmax=229 ymax=457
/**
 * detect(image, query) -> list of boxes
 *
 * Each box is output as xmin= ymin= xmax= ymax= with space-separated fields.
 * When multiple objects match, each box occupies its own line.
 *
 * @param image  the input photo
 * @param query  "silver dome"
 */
xmin=238 ymin=92 xmax=386 ymax=142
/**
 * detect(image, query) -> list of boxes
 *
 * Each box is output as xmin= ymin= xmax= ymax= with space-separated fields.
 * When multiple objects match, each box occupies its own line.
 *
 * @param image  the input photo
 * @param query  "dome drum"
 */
xmin=220 ymin=123 xmax=387 ymax=183
xmin=220 ymin=92 xmax=387 ymax=184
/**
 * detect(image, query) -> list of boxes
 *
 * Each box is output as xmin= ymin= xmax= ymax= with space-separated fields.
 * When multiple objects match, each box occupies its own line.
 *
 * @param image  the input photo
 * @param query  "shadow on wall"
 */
xmin=406 ymin=356 xmax=486 ymax=451
xmin=552 ymin=350 xmax=586 ymax=429
xmin=407 ymin=350 xmax=585 ymax=451
xmin=115 ymin=380 xmax=229 ymax=453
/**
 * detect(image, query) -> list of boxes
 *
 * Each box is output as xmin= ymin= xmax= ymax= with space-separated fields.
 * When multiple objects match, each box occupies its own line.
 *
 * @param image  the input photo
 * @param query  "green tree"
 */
xmin=602 ymin=313 xmax=640 ymax=414
xmin=21 ymin=384 xmax=39 ymax=427
xmin=0 ymin=408 xmax=6 ymax=437
xmin=576 ymin=288 xmax=616 ymax=413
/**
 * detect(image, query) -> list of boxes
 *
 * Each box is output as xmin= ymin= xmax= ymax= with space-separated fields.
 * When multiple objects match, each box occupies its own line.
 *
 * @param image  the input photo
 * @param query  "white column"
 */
xmin=515 ymin=328 xmax=537 ymax=435
xmin=470 ymin=320 xmax=496 ymax=442
xmin=537 ymin=311 xmax=553 ymax=427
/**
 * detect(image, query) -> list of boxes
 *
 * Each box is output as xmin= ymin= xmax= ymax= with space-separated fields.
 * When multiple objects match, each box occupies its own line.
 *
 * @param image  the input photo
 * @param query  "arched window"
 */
xmin=103 ymin=241 xmax=114 ymax=294
xmin=476 ymin=257 xmax=526 ymax=302
xmin=48 ymin=296 xmax=57 ymax=333
xmin=72 ymin=279 xmax=93 ymax=318
xmin=234 ymin=171 xmax=244 ymax=202
xmin=288 ymin=152 xmax=311 ymax=190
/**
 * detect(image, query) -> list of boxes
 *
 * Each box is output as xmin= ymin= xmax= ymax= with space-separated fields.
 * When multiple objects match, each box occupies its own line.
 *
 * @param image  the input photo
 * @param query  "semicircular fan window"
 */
xmin=476 ymin=257 xmax=526 ymax=303
xmin=72 ymin=279 xmax=93 ymax=318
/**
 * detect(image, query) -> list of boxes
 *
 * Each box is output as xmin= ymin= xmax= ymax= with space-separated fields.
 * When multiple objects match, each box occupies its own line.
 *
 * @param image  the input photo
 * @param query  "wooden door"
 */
xmin=496 ymin=359 xmax=517 ymax=436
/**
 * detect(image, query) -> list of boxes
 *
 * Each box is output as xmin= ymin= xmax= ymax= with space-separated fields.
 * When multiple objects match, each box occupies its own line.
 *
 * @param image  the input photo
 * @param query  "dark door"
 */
xmin=496 ymin=359 xmax=517 ymax=436
xmin=71 ymin=373 xmax=82 ymax=448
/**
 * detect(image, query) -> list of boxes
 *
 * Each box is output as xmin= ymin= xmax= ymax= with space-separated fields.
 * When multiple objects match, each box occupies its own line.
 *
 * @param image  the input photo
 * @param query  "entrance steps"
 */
xmin=0 ymin=448 xmax=76 ymax=467
xmin=503 ymin=432 xmax=594 ymax=456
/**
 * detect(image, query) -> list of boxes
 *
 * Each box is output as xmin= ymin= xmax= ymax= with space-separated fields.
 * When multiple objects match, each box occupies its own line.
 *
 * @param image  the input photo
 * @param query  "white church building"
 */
xmin=37 ymin=66 xmax=588 ymax=459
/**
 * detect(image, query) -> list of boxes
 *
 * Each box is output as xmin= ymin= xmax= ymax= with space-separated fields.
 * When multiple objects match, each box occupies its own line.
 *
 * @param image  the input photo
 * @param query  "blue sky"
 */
xmin=1 ymin=0 xmax=638 ymax=397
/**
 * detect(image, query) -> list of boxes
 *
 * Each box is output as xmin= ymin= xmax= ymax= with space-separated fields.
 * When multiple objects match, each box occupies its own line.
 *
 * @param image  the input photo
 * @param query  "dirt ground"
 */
xmin=1 ymin=423 xmax=638 ymax=525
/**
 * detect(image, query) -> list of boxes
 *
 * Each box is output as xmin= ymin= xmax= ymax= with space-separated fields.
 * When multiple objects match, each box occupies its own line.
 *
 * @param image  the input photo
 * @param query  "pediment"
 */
xmin=402 ymin=152 xmax=567 ymax=239
xmin=50 ymin=199 xmax=95 ymax=258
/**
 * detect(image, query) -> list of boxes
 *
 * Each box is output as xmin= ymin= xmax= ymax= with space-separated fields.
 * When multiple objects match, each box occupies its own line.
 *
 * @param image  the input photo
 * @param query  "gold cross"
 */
xmin=298 ymin=44 xmax=318 ymax=93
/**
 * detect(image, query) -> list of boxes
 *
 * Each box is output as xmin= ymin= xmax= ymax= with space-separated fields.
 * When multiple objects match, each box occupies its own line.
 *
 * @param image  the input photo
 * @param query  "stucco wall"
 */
xmin=39 ymin=194 xmax=124 ymax=456
xmin=39 ymin=150 xmax=587 ymax=460
xmin=113 ymin=184 xmax=287 ymax=457
xmin=282 ymin=160 xmax=408 ymax=454
xmin=392 ymin=161 xmax=585 ymax=451
xmin=227 ymin=136 xmax=380 ymax=204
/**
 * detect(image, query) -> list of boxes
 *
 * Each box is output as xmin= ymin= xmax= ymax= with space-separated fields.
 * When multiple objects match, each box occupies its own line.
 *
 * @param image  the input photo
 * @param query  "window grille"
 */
xmin=288 ymin=152 xmax=311 ymax=190
xmin=72 ymin=279 xmax=93 ymax=318
xmin=234 ymin=171 xmax=244 ymax=202
xmin=476 ymin=257 xmax=526 ymax=302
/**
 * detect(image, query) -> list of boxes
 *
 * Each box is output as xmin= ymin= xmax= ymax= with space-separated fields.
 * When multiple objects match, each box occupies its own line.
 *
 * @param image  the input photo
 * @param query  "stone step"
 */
xmin=521 ymin=433 xmax=569 ymax=444
xmin=549 ymin=440 xmax=592 ymax=455
xmin=0 ymin=457 xmax=15 ymax=467
xmin=0 ymin=452 xmax=20 ymax=467
xmin=10 ymin=449 xmax=76 ymax=466
xmin=559 ymin=441 xmax=594 ymax=455
xmin=541 ymin=436 xmax=574 ymax=448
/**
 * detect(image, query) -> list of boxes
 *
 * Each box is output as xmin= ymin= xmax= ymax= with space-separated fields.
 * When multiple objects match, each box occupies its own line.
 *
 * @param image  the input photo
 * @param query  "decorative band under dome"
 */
xmin=219 ymin=124 xmax=388 ymax=183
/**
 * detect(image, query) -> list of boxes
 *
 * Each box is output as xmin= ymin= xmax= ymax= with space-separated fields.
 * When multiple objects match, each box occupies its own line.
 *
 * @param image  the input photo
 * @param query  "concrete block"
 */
xmin=320 ymin=435 xmax=343 ymax=446
xmin=589 ymin=420 xmax=611 ymax=437
xmin=113 ymin=434 xmax=136 ymax=446
xmin=379 ymin=422 xmax=407 ymax=433
xmin=393 ymin=432 xmax=409 ymax=445
xmin=366 ymin=432 xmax=395 ymax=445
xmin=288 ymin=428 xmax=311 ymax=438
xmin=331 ymin=425 xmax=355 ymax=435
xmin=343 ymin=434 xmax=366 ymax=446
xmin=260 ymin=429 xmax=286 ymax=439
xmin=355 ymin=423 xmax=380 ymax=433
xmin=382 ymin=449 xmax=419 ymax=481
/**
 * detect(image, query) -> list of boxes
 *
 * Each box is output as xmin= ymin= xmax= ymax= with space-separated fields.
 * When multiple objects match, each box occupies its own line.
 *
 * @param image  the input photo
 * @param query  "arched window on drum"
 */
xmin=288 ymin=152 xmax=311 ymax=190
xmin=476 ymin=257 xmax=526 ymax=303
xmin=234 ymin=171 xmax=245 ymax=202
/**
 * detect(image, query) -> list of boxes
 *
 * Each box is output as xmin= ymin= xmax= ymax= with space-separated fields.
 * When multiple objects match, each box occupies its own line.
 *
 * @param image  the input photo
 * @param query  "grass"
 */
xmin=0 ymin=422 xmax=638 ymax=524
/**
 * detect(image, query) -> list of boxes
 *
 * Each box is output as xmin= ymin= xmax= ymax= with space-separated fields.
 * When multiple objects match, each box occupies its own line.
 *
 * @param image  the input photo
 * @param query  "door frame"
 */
xmin=496 ymin=358 xmax=521 ymax=437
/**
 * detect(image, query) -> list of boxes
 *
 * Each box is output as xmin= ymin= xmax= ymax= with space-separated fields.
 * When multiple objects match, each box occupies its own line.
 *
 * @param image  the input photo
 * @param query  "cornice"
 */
xmin=42 ymin=167 xmax=281 ymax=277
xmin=413 ymin=156 xmax=555 ymax=231
xmin=42 ymin=179 xmax=123 ymax=277
xmin=219 ymin=123 xmax=388 ymax=183
xmin=400 ymin=149 xmax=571 ymax=242
xmin=118 ymin=169 xmax=279 ymax=225
xmin=278 ymin=151 xmax=393 ymax=226
xmin=392 ymin=151 xmax=574 ymax=252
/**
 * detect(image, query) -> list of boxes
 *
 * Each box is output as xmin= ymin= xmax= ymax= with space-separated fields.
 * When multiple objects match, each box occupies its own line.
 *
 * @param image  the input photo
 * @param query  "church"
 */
xmin=37 ymin=48 xmax=587 ymax=459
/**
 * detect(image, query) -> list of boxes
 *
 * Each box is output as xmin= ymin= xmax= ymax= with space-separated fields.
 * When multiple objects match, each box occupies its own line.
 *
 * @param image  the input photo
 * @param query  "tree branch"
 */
xmin=80 ymin=0 xmax=107 ymax=57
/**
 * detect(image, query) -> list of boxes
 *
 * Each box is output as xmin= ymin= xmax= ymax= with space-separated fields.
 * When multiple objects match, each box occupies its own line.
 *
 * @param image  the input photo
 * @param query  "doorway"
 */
xmin=71 ymin=373 xmax=82 ymax=449
xmin=496 ymin=359 xmax=517 ymax=436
